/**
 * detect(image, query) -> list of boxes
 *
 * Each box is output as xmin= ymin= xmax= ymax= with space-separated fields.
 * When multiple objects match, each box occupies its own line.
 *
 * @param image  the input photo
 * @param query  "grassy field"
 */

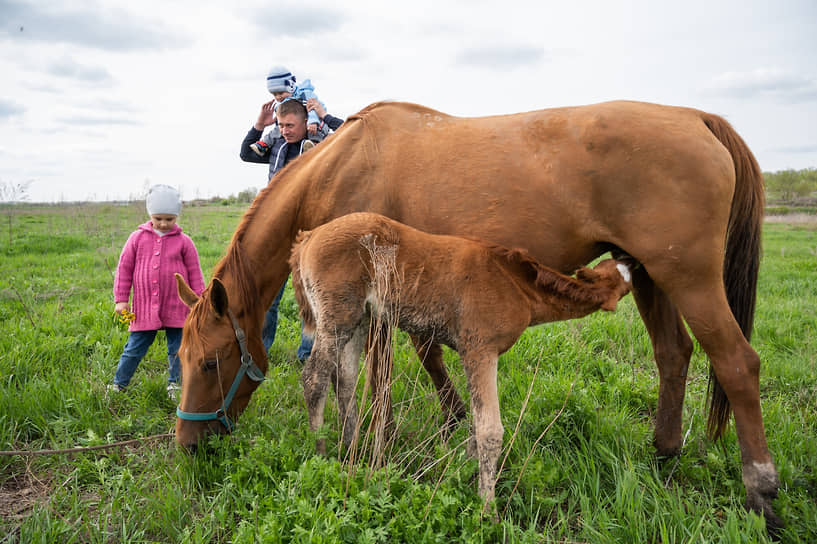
xmin=0 ymin=203 xmax=815 ymax=543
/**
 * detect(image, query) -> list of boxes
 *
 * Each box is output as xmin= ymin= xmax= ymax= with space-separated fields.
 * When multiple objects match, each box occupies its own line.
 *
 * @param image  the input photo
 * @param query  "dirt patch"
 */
xmin=0 ymin=471 xmax=50 ymax=521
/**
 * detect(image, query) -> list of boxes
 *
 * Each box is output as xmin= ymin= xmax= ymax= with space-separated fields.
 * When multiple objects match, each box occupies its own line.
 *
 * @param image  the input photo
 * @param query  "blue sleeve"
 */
xmin=322 ymin=114 xmax=344 ymax=131
xmin=297 ymin=88 xmax=324 ymax=126
xmin=239 ymin=127 xmax=270 ymax=163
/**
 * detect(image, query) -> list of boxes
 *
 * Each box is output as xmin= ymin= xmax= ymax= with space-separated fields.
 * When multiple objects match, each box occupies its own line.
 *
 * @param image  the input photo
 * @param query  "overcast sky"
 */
xmin=1 ymin=0 xmax=815 ymax=203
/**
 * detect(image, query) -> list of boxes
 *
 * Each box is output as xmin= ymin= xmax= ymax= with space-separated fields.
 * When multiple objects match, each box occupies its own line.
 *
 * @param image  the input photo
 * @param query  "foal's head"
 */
xmin=576 ymin=258 xmax=634 ymax=311
xmin=174 ymin=275 xmax=267 ymax=449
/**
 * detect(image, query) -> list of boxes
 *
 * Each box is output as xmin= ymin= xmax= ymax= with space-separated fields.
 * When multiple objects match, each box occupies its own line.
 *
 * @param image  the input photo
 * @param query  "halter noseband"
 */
xmin=176 ymin=309 xmax=265 ymax=431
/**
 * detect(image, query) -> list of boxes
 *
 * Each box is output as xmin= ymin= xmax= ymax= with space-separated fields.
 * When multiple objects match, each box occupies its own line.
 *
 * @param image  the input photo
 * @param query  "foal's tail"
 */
xmin=701 ymin=112 xmax=765 ymax=440
xmin=289 ymin=230 xmax=316 ymax=334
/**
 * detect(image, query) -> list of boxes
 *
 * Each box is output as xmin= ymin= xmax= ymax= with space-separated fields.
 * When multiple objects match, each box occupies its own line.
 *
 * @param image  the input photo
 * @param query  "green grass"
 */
xmin=1 ymin=204 xmax=815 ymax=542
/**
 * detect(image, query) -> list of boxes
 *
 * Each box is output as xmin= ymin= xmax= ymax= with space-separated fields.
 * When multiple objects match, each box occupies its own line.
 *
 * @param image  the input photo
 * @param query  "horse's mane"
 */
xmin=184 ymin=237 xmax=258 ymax=331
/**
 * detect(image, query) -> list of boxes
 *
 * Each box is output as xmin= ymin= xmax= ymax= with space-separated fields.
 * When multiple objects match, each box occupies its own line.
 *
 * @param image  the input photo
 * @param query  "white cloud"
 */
xmin=0 ymin=0 xmax=190 ymax=51
xmin=455 ymin=45 xmax=547 ymax=69
xmin=705 ymin=68 xmax=817 ymax=103
xmin=0 ymin=98 xmax=25 ymax=118
xmin=0 ymin=0 xmax=815 ymax=202
xmin=46 ymin=55 xmax=114 ymax=84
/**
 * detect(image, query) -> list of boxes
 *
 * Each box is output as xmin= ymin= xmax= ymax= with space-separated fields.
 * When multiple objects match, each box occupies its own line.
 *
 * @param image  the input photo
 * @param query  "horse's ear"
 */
xmin=210 ymin=278 xmax=229 ymax=318
xmin=175 ymin=273 xmax=200 ymax=308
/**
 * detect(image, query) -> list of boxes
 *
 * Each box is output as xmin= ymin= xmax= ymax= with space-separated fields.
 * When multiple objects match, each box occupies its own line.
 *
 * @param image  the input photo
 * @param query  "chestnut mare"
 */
xmin=289 ymin=211 xmax=634 ymax=505
xmin=175 ymin=100 xmax=780 ymax=532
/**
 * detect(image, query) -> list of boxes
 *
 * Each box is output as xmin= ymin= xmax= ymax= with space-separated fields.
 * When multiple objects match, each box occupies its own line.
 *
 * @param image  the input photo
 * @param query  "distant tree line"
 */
xmin=763 ymin=168 xmax=817 ymax=203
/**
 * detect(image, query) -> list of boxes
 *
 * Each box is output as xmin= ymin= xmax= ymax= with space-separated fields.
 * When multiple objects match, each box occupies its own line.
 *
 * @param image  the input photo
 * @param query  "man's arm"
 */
xmin=322 ymin=114 xmax=344 ymax=131
xmin=240 ymin=100 xmax=278 ymax=163
xmin=239 ymin=126 xmax=270 ymax=163
xmin=306 ymin=98 xmax=344 ymax=132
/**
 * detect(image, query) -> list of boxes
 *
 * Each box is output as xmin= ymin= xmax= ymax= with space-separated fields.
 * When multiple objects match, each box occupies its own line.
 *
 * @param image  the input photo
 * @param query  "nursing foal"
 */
xmin=290 ymin=212 xmax=633 ymax=505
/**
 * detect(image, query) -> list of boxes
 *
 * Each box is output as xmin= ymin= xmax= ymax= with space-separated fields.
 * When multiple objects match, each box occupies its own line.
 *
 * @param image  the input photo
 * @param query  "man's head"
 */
xmin=276 ymin=99 xmax=308 ymax=143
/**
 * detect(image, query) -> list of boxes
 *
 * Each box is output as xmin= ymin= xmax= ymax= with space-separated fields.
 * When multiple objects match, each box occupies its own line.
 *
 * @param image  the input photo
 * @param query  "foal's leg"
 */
xmin=411 ymin=336 xmax=468 ymax=430
xmin=336 ymin=324 xmax=368 ymax=449
xmin=301 ymin=333 xmax=335 ymax=455
xmin=630 ymin=267 xmax=694 ymax=457
xmin=672 ymin=283 xmax=781 ymax=532
xmin=462 ymin=350 xmax=503 ymax=508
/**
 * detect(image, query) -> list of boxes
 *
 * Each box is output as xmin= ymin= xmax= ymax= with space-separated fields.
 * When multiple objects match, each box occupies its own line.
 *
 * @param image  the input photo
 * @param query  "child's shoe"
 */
xmin=107 ymin=383 xmax=126 ymax=393
xmin=301 ymin=140 xmax=315 ymax=153
xmin=249 ymin=140 xmax=270 ymax=157
xmin=167 ymin=383 xmax=181 ymax=402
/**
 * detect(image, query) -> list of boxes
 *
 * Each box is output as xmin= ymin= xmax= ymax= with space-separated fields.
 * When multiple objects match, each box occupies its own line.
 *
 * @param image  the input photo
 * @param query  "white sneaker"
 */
xmin=107 ymin=384 xmax=126 ymax=393
xmin=166 ymin=383 xmax=181 ymax=402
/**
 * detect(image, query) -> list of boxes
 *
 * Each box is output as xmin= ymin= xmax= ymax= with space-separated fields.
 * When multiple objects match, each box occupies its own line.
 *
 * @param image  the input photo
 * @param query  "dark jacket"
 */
xmin=239 ymin=114 xmax=345 ymax=180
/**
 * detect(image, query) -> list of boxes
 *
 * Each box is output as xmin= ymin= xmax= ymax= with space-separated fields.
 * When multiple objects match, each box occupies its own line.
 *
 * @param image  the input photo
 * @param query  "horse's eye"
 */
xmin=204 ymin=359 xmax=218 ymax=371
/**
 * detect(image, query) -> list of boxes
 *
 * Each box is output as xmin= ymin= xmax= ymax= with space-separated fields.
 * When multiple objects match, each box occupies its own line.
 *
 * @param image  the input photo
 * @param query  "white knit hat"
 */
xmin=266 ymin=65 xmax=296 ymax=94
xmin=146 ymin=184 xmax=181 ymax=216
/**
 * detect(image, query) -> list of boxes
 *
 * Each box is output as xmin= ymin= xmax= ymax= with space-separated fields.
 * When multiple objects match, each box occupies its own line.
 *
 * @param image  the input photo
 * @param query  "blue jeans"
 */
xmin=262 ymin=282 xmax=314 ymax=362
xmin=114 ymin=328 xmax=182 ymax=387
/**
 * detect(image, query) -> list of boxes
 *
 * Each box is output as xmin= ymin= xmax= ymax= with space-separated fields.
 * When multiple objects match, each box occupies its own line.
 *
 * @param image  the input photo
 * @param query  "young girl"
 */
xmin=110 ymin=184 xmax=205 ymax=400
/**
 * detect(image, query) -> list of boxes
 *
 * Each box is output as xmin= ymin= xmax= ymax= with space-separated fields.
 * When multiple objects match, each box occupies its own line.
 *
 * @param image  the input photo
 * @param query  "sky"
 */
xmin=1 ymin=0 xmax=815 ymax=203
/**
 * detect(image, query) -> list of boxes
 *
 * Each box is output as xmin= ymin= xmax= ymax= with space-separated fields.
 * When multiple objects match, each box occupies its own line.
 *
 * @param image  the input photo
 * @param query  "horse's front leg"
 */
xmin=462 ymin=350 xmax=503 ymax=512
xmin=411 ymin=336 xmax=468 ymax=432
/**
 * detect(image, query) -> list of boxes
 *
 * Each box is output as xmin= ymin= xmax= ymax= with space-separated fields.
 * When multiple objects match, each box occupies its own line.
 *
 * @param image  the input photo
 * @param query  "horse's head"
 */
xmin=174 ymin=274 xmax=267 ymax=449
xmin=575 ymin=258 xmax=634 ymax=311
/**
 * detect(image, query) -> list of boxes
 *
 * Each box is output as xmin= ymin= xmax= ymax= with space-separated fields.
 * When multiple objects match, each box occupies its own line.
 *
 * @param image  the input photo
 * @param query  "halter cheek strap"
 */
xmin=176 ymin=309 xmax=265 ymax=431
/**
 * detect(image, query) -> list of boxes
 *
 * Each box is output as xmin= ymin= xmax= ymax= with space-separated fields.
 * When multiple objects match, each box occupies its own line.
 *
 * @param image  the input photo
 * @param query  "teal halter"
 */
xmin=176 ymin=309 xmax=265 ymax=431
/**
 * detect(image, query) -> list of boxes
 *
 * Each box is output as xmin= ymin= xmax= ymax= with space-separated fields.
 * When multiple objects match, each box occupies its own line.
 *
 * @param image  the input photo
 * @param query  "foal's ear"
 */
xmin=175 ymin=273 xmax=200 ymax=308
xmin=209 ymin=278 xmax=230 ymax=318
xmin=574 ymin=266 xmax=600 ymax=282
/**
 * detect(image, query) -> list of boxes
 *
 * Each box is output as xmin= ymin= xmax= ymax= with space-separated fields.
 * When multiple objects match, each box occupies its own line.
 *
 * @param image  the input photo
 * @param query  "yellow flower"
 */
xmin=117 ymin=310 xmax=136 ymax=324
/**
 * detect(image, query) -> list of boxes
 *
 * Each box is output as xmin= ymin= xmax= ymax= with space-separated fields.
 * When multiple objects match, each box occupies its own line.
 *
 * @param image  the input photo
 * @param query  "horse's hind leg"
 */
xmin=411 ymin=336 xmax=468 ymax=431
xmin=673 ymin=284 xmax=781 ymax=532
xmin=630 ymin=267 xmax=694 ymax=457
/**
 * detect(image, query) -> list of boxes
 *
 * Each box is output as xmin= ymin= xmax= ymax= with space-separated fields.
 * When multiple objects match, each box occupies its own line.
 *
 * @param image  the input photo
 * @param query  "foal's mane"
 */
xmin=479 ymin=241 xmax=613 ymax=305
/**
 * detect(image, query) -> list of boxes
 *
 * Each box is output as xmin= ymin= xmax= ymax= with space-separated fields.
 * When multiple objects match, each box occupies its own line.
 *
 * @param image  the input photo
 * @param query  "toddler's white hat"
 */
xmin=146 ymin=184 xmax=181 ymax=216
xmin=266 ymin=65 xmax=296 ymax=94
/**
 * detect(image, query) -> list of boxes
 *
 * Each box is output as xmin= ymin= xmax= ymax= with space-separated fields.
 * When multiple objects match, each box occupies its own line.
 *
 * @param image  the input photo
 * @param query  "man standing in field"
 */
xmin=239 ymin=98 xmax=343 ymax=361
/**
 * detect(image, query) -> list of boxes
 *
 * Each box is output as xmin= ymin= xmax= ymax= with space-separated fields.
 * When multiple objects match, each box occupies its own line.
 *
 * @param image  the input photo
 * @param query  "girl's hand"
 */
xmin=307 ymin=123 xmax=318 ymax=135
xmin=115 ymin=302 xmax=135 ymax=324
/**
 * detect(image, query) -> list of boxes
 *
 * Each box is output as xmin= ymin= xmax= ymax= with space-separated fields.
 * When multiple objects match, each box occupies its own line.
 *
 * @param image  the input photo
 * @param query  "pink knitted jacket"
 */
xmin=114 ymin=222 xmax=205 ymax=331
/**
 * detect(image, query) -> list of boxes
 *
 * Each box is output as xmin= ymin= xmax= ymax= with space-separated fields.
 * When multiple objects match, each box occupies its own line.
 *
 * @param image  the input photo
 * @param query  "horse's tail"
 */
xmin=701 ymin=112 xmax=765 ymax=440
xmin=289 ymin=230 xmax=316 ymax=334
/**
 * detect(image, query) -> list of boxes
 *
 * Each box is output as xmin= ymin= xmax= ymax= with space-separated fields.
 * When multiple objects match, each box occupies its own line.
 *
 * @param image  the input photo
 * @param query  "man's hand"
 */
xmin=253 ymin=100 xmax=278 ymax=130
xmin=306 ymin=98 xmax=327 ymax=119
